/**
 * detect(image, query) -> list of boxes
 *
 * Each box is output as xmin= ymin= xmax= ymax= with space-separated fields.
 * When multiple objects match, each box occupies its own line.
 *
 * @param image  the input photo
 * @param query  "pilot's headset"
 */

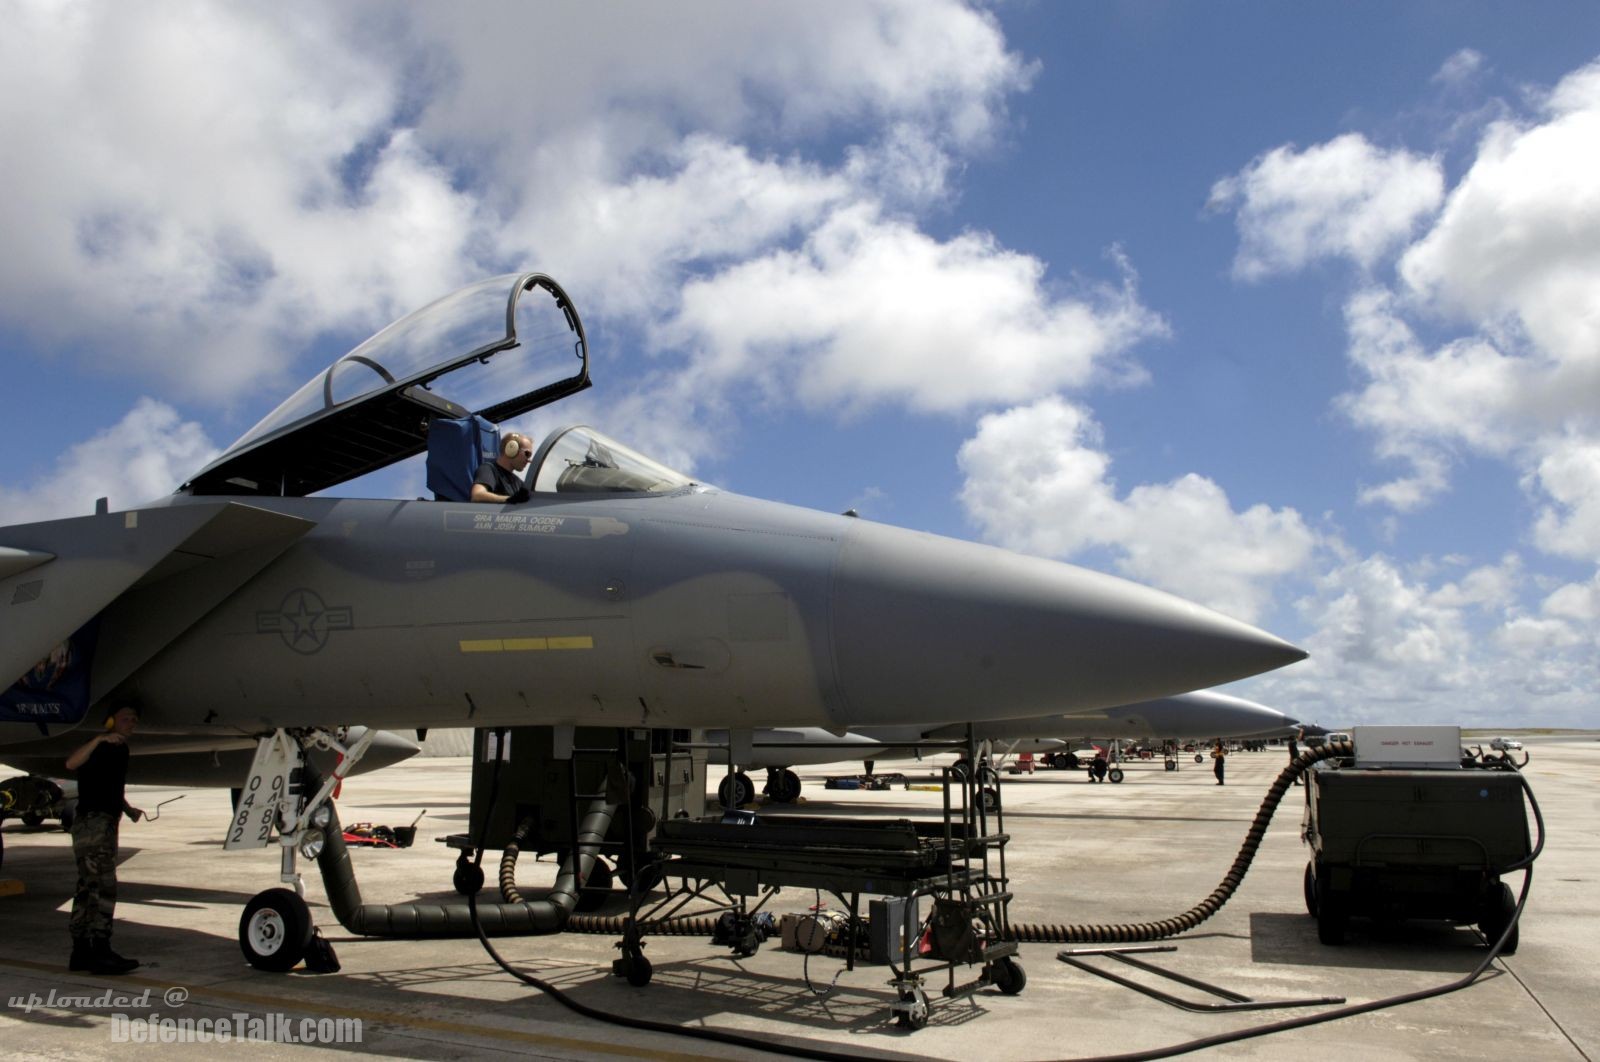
xmin=501 ymin=435 xmax=522 ymax=460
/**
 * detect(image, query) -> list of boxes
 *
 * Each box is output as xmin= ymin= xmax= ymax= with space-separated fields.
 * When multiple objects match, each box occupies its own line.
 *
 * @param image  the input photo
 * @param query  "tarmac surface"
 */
xmin=2 ymin=734 xmax=1596 ymax=1060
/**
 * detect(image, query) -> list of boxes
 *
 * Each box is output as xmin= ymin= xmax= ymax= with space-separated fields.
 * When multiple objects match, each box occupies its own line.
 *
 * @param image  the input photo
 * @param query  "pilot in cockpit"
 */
xmin=471 ymin=433 xmax=533 ymax=503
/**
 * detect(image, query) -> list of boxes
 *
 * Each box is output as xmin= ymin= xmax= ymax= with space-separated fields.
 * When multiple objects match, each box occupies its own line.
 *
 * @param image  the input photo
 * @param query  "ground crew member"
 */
xmin=64 ymin=704 xmax=145 ymax=974
xmin=1211 ymin=739 xmax=1226 ymax=785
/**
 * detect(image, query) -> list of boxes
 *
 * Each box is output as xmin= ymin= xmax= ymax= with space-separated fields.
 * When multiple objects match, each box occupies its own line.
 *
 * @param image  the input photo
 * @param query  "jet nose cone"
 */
xmin=830 ymin=524 xmax=1306 ymax=726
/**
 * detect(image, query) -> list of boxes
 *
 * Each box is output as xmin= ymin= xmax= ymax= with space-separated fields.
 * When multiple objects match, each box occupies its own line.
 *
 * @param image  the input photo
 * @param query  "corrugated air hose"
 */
xmin=556 ymin=742 xmax=1357 ymax=945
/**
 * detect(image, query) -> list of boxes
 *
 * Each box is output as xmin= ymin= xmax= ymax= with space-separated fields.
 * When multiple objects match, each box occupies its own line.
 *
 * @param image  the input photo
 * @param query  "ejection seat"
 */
xmin=425 ymin=415 xmax=500 ymax=502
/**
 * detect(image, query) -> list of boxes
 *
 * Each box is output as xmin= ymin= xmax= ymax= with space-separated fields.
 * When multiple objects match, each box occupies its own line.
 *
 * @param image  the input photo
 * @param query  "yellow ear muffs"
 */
xmin=104 ymin=715 xmax=116 ymax=730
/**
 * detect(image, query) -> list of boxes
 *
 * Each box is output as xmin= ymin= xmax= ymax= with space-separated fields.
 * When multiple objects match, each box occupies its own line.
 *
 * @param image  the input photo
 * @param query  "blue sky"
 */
xmin=1 ymin=2 xmax=1596 ymax=728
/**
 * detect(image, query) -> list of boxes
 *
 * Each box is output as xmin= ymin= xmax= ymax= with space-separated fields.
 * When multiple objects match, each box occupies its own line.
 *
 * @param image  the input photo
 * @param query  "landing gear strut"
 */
xmin=235 ymin=727 xmax=371 ymax=971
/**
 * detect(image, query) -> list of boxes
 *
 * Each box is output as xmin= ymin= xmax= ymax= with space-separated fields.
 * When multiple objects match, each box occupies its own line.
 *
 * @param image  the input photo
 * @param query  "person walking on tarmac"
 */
xmin=1211 ymin=739 xmax=1227 ymax=786
xmin=64 ymin=704 xmax=145 ymax=974
xmin=1287 ymin=731 xmax=1302 ymax=786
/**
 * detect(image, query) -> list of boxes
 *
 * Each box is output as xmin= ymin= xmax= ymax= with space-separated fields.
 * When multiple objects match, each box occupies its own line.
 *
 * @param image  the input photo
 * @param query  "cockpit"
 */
xmin=527 ymin=426 xmax=693 ymax=495
xmin=179 ymin=273 xmax=695 ymax=500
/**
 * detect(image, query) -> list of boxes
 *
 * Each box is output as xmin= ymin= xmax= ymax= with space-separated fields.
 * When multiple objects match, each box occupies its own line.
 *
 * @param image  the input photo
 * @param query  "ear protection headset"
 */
xmin=104 ymin=705 xmax=141 ymax=729
xmin=502 ymin=435 xmax=522 ymax=459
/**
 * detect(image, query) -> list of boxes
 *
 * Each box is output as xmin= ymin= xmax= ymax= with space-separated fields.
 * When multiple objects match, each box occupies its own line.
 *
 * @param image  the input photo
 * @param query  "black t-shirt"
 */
xmin=75 ymin=739 xmax=130 ymax=815
xmin=473 ymin=461 xmax=526 ymax=501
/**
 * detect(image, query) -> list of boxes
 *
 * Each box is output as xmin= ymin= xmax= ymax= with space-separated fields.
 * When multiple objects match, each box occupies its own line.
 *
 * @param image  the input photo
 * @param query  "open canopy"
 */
xmin=181 ymin=273 xmax=590 ymax=497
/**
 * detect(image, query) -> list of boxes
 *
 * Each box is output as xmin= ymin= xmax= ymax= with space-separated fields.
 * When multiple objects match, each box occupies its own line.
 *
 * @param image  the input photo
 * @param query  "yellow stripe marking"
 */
xmin=502 ymin=637 xmax=548 ymax=651
xmin=546 ymin=636 xmax=594 ymax=650
xmin=458 ymin=636 xmax=594 ymax=653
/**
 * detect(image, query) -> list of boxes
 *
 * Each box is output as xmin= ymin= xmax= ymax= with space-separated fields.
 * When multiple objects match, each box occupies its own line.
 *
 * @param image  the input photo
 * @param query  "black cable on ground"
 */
xmin=467 ymin=889 xmax=875 ymax=1062
xmin=1040 ymin=769 xmax=1545 ymax=1062
xmin=465 ymin=743 xmax=1544 ymax=1062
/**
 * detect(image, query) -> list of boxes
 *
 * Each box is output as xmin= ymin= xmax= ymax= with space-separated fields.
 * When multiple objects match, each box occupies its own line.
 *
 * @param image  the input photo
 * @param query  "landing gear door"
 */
xmin=225 ymin=730 xmax=295 ymax=850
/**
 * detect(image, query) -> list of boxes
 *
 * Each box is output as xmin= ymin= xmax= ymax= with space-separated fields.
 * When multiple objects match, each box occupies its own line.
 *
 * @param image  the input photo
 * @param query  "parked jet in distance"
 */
xmin=712 ymin=689 xmax=1297 ymax=803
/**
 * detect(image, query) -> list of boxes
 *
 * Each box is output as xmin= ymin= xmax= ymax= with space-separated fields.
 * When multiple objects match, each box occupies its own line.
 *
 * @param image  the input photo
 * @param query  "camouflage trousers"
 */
xmin=70 ymin=811 xmax=120 ymax=942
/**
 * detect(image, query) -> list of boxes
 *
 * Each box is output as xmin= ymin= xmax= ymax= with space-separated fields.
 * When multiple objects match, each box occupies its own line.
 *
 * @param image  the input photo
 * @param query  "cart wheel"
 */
xmin=1479 ymin=881 xmax=1519 ymax=955
xmin=1303 ymin=862 xmax=1319 ymax=918
xmin=980 ymin=787 xmax=1000 ymax=813
xmin=990 ymin=956 xmax=1027 ymax=996
xmin=20 ymin=812 xmax=44 ymax=827
xmin=1194 ymin=753 xmax=1204 ymax=763
xmin=895 ymin=987 xmax=929 ymax=1030
xmin=1164 ymin=760 xmax=1177 ymax=772
xmin=1108 ymin=768 xmax=1124 ymax=784
xmin=239 ymin=888 xmax=314 ymax=972
xmin=1315 ymin=882 xmax=1347 ymax=946
xmin=951 ymin=758 xmax=971 ymax=782
xmin=453 ymin=858 xmax=485 ymax=897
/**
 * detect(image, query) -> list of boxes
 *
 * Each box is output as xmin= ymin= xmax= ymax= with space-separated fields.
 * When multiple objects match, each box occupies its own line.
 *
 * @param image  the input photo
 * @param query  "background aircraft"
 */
xmin=712 ymin=689 xmax=1297 ymax=803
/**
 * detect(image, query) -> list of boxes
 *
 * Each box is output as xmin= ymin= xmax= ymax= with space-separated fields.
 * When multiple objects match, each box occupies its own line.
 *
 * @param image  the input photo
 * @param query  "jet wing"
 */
xmin=0 ymin=726 xmax=419 ymax=787
xmin=0 ymin=502 xmax=315 ymax=744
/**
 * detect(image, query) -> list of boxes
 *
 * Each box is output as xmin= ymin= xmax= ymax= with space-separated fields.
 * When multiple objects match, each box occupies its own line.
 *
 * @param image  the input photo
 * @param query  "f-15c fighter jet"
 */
xmin=0 ymin=273 xmax=1305 ymax=957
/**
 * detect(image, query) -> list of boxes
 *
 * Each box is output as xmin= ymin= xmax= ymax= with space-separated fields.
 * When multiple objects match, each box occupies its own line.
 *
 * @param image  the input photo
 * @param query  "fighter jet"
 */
xmin=0 ymin=273 xmax=1306 ymax=964
xmin=711 ymin=688 xmax=1298 ymax=804
xmin=1 ymin=273 xmax=1304 ymax=749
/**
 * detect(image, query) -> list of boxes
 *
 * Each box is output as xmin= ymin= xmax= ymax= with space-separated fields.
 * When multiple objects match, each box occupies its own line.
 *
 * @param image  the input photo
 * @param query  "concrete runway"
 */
xmin=2 ymin=735 xmax=1596 ymax=1060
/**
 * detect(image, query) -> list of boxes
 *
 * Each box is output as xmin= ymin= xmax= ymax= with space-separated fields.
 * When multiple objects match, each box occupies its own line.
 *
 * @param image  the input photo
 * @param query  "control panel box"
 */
xmin=1352 ymin=725 xmax=1460 ymax=769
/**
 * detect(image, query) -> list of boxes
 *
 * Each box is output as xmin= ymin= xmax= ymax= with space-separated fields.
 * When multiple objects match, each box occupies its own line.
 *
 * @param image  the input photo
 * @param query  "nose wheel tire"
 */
xmin=717 ymin=771 xmax=756 ymax=809
xmin=1107 ymin=768 xmax=1124 ymax=784
xmin=240 ymin=888 xmax=314 ymax=972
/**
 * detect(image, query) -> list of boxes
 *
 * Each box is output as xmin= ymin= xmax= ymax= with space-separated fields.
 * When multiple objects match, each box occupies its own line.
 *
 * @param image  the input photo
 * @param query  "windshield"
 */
xmin=530 ymin=426 xmax=695 ymax=494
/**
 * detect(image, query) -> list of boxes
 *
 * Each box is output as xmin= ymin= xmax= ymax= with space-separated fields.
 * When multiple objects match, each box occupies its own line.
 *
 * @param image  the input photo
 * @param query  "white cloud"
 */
xmin=1248 ymin=552 xmax=1598 ymax=727
xmin=1218 ymin=60 xmax=1600 ymax=557
xmin=663 ymin=210 xmax=1165 ymax=415
xmin=957 ymin=397 xmax=1315 ymax=623
xmin=0 ymin=0 xmax=1036 ymax=416
xmin=1542 ymin=571 xmax=1600 ymax=621
xmin=0 ymin=3 xmax=481 ymax=402
xmin=1432 ymin=49 xmax=1486 ymax=89
xmin=0 ymin=399 xmax=218 ymax=525
xmin=1528 ymin=436 xmax=1600 ymax=559
xmin=1209 ymin=133 xmax=1444 ymax=280
xmin=1399 ymin=61 xmax=1600 ymax=375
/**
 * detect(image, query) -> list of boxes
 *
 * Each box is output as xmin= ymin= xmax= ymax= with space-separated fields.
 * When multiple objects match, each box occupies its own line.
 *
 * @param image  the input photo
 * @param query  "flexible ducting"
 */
xmin=315 ymin=794 xmax=617 ymax=937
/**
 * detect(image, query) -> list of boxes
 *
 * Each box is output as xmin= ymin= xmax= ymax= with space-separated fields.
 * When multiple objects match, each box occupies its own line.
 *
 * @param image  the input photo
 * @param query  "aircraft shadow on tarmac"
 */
xmin=1247 ymin=911 xmax=1502 ymax=972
